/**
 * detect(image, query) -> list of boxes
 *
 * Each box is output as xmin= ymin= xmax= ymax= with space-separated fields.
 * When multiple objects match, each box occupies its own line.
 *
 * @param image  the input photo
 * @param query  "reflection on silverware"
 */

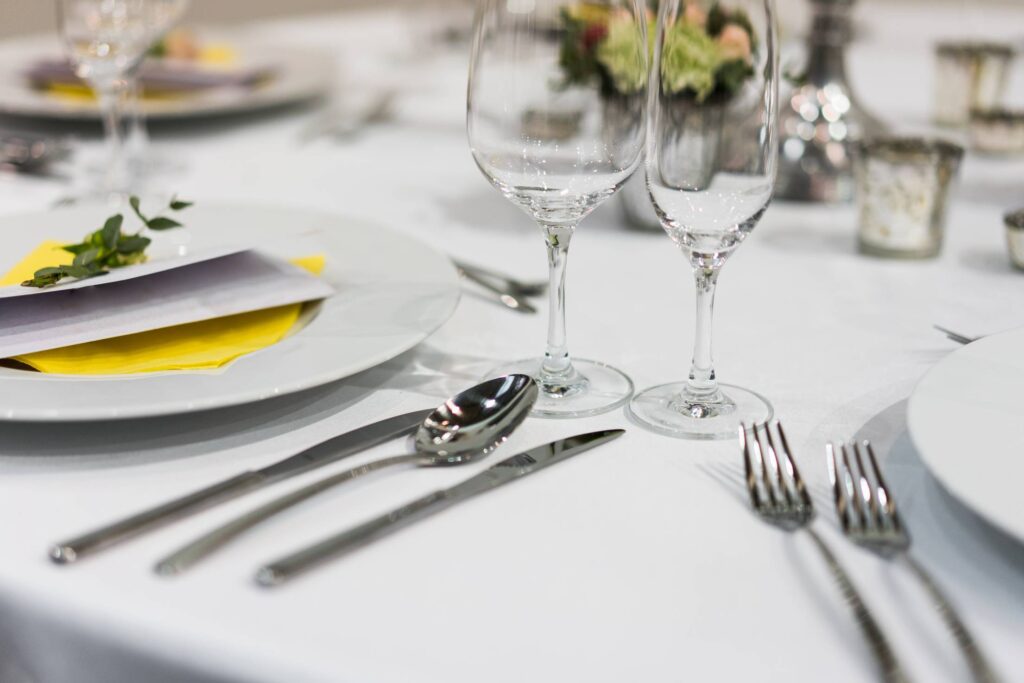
xmin=740 ymin=421 xmax=910 ymax=683
xmin=932 ymin=324 xmax=978 ymax=345
xmin=451 ymin=259 xmax=547 ymax=297
xmin=49 ymin=409 xmax=434 ymax=564
xmin=256 ymin=428 xmax=625 ymax=586
xmin=0 ymin=129 xmax=70 ymax=172
xmin=827 ymin=441 xmax=1001 ymax=683
xmin=154 ymin=374 xmax=538 ymax=575
xmin=1004 ymin=209 xmax=1024 ymax=270
xmin=301 ymin=91 xmax=396 ymax=142
xmin=455 ymin=264 xmax=537 ymax=314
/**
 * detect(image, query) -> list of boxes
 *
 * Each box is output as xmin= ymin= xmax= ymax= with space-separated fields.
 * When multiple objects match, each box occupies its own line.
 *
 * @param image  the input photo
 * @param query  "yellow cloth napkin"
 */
xmin=1 ymin=241 xmax=324 ymax=375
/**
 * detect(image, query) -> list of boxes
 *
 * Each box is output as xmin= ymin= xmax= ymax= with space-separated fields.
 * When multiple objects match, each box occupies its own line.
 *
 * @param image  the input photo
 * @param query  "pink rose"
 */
xmin=718 ymin=23 xmax=752 ymax=62
xmin=683 ymin=4 xmax=707 ymax=27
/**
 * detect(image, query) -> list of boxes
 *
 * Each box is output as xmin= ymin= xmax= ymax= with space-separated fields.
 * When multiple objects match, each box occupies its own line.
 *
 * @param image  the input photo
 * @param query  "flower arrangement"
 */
xmin=559 ymin=2 xmax=756 ymax=102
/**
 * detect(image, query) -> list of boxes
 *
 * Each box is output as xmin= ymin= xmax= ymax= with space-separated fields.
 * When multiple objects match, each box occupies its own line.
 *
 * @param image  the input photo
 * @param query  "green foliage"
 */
xmin=21 ymin=196 xmax=192 ymax=288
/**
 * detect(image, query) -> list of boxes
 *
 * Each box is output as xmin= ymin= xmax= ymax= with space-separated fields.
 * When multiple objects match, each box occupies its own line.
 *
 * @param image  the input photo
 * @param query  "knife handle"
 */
xmin=50 ymin=471 xmax=267 ymax=564
xmin=256 ymin=489 xmax=450 ymax=586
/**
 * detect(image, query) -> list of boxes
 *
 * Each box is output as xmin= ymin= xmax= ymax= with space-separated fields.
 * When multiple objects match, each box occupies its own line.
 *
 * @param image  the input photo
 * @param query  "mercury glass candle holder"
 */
xmin=969 ymin=109 xmax=1024 ymax=155
xmin=934 ymin=42 xmax=1015 ymax=127
xmin=1005 ymin=209 xmax=1024 ymax=270
xmin=853 ymin=137 xmax=963 ymax=259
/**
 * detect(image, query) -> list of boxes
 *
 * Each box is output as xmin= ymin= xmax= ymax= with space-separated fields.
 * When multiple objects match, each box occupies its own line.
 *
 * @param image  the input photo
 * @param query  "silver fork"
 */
xmin=741 ymin=422 xmax=911 ymax=683
xmin=828 ymin=441 xmax=1001 ymax=683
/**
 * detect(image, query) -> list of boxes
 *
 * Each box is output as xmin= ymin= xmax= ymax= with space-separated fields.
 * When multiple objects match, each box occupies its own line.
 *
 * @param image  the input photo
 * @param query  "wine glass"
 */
xmin=467 ymin=0 xmax=648 ymax=418
xmin=629 ymin=0 xmax=779 ymax=438
xmin=125 ymin=0 xmax=190 ymax=178
xmin=55 ymin=0 xmax=178 ymax=197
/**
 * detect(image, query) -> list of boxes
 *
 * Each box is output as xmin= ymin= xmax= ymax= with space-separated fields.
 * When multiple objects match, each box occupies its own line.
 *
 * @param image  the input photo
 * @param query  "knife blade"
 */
xmin=50 ymin=408 xmax=432 ymax=564
xmin=256 ymin=428 xmax=625 ymax=586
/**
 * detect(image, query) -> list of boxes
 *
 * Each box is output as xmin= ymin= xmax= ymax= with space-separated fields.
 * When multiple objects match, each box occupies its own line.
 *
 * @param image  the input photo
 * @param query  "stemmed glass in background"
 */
xmin=629 ymin=0 xmax=779 ymax=438
xmin=56 ymin=0 xmax=187 ymax=198
xmin=125 ymin=0 xmax=190 ymax=178
xmin=467 ymin=0 xmax=648 ymax=417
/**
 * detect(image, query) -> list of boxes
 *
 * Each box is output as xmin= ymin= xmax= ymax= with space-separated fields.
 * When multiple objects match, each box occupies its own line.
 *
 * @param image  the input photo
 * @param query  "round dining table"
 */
xmin=0 ymin=3 xmax=1022 ymax=682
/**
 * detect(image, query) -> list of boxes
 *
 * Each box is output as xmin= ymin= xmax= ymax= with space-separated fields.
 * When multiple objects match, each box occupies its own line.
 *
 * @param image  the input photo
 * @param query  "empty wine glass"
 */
xmin=467 ymin=0 xmax=648 ymax=417
xmin=629 ymin=0 xmax=779 ymax=438
xmin=125 ymin=0 xmax=190 ymax=178
xmin=55 ymin=0 xmax=176 ymax=196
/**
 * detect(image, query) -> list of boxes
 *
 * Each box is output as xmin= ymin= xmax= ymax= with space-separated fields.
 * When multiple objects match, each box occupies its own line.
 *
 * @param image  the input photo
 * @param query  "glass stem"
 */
xmin=686 ymin=265 xmax=721 ymax=398
xmin=125 ymin=76 xmax=148 ymax=174
xmin=540 ymin=224 xmax=575 ymax=380
xmin=96 ymin=80 xmax=128 ymax=196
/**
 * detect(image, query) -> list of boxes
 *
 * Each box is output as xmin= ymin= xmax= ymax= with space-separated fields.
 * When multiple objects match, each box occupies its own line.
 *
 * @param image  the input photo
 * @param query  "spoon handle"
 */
xmin=153 ymin=454 xmax=417 ymax=576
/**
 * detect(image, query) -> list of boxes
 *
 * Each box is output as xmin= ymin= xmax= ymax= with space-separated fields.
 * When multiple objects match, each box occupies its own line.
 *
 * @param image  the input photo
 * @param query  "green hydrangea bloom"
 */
xmin=660 ymin=21 xmax=722 ymax=101
xmin=596 ymin=17 xmax=648 ymax=94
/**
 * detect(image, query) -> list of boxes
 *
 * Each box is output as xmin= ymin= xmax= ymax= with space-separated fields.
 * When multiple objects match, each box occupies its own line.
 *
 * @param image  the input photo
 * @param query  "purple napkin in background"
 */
xmin=24 ymin=58 xmax=274 ymax=93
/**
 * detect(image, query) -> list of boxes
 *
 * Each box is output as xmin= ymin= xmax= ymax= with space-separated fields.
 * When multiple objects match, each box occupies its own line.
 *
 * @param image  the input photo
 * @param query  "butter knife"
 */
xmin=50 ymin=409 xmax=432 ymax=564
xmin=256 ymin=428 xmax=625 ymax=586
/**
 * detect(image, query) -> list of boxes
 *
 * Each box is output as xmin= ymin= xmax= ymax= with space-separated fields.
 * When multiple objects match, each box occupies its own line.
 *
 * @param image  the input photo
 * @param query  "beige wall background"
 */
xmin=2 ymin=0 xmax=1018 ymax=38
xmin=0 ymin=0 xmax=424 ymax=38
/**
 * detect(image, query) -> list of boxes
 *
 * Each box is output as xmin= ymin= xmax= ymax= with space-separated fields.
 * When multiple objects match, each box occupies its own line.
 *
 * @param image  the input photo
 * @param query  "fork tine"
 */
xmin=762 ymin=421 xmax=793 ymax=507
xmin=752 ymin=423 xmax=778 ymax=508
xmin=739 ymin=424 xmax=762 ymax=510
xmin=826 ymin=442 xmax=851 ymax=533
xmin=852 ymin=441 xmax=880 ymax=529
xmin=775 ymin=421 xmax=811 ymax=509
xmin=839 ymin=442 xmax=867 ymax=529
xmin=864 ymin=442 xmax=905 ymax=534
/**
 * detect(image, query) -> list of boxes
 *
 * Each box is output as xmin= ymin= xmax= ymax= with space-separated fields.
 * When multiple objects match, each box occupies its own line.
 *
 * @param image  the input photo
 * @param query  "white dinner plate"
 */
xmin=907 ymin=328 xmax=1024 ymax=543
xmin=0 ymin=204 xmax=460 ymax=421
xmin=0 ymin=35 xmax=332 ymax=121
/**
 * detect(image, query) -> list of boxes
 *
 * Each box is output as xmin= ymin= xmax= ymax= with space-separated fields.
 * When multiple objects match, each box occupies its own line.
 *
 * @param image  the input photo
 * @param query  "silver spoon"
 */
xmin=155 ymin=374 xmax=538 ymax=576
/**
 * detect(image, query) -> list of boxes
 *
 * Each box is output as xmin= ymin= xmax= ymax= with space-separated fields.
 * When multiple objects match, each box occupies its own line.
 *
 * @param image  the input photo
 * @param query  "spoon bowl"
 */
xmin=417 ymin=373 xmax=537 ymax=464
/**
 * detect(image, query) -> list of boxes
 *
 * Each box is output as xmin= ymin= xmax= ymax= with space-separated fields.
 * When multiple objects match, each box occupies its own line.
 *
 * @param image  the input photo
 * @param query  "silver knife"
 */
xmin=49 ymin=409 xmax=432 ymax=564
xmin=256 ymin=428 xmax=625 ymax=586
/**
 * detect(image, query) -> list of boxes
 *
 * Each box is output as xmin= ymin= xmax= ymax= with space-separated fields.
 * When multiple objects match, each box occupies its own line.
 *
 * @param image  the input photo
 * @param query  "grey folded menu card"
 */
xmin=24 ymin=58 xmax=274 ymax=93
xmin=0 ymin=250 xmax=333 ymax=359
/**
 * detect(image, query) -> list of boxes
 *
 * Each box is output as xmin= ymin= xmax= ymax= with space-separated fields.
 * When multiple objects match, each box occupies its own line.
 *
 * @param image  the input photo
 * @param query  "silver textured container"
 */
xmin=934 ymin=42 xmax=1015 ymax=127
xmin=1005 ymin=209 xmax=1024 ymax=270
xmin=969 ymin=109 xmax=1024 ymax=155
xmin=853 ymin=137 xmax=963 ymax=259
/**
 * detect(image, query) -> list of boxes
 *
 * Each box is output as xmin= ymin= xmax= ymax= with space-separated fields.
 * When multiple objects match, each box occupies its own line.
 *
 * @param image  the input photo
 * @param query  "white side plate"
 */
xmin=907 ymin=328 xmax=1024 ymax=544
xmin=0 ymin=204 xmax=460 ymax=421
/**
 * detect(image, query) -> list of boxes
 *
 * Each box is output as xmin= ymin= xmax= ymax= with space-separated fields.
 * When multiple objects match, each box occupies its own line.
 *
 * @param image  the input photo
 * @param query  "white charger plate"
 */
xmin=0 ymin=204 xmax=460 ymax=421
xmin=0 ymin=35 xmax=332 ymax=121
xmin=907 ymin=328 xmax=1024 ymax=543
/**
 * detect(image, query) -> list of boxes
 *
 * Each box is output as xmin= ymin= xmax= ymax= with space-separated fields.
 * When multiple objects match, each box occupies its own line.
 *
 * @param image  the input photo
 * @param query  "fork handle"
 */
xmin=900 ymin=554 xmax=1001 ymax=683
xmin=805 ymin=529 xmax=912 ymax=683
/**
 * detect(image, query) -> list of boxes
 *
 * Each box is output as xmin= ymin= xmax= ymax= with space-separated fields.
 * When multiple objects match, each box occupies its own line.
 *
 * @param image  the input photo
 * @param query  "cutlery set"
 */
xmin=740 ymin=421 xmax=999 ymax=683
xmin=51 ymin=374 xmax=624 ymax=588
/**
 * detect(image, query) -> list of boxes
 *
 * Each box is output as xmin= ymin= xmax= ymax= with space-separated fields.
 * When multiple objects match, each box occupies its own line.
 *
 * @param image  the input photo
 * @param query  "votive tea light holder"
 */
xmin=853 ymin=137 xmax=964 ymax=259
xmin=1005 ymin=209 xmax=1024 ymax=270
xmin=969 ymin=109 xmax=1024 ymax=155
xmin=934 ymin=41 xmax=1014 ymax=127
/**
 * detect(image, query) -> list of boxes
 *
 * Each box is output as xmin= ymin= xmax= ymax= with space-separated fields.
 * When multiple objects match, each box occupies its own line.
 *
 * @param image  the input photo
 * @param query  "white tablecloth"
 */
xmin=1 ymin=3 xmax=1023 ymax=682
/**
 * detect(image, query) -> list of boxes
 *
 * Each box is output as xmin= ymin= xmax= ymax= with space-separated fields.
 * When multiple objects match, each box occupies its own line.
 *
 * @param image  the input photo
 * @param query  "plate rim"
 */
xmin=0 ymin=203 xmax=460 ymax=422
xmin=0 ymin=35 xmax=333 ymax=122
xmin=906 ymin=327 xmax=1024 ymax=543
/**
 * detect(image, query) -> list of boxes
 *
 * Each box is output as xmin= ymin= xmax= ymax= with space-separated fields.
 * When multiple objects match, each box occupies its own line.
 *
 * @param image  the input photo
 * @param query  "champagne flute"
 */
xmin=55 ymin=0 xmax=162 ymax=197
xmin=467 ymin=0 xmax=648 ymax=418
xmin=629 ymin=0 xmax=779 ymax=438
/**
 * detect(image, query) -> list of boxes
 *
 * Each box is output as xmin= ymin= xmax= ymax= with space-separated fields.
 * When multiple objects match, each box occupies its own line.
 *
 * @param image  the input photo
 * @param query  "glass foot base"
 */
xmin=627 ymin=382 xmax=773 ymax=440
xmin=490 ymin=358 xmax=633 ymax=418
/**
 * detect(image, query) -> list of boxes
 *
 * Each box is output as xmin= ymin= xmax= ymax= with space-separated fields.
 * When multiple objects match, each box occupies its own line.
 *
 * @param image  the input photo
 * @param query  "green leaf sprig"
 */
xmin=21 ymin=195 xmax=192 ymax=288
